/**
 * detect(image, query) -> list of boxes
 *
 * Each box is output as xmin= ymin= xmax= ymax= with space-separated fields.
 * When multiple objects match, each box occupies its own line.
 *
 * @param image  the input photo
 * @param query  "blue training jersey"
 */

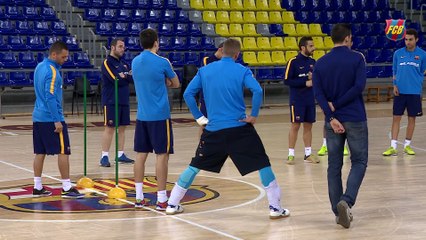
xmin=101 ymin=55 xmax=133 ymax=106
xmin=184 ymin=57 xmax=263 ymax=132
xmin=393 ymin=46 xmax=426 ymax=95
xmin=32 ymin=58 xmax=65 ymax=122
xmin=132 ymin=50 xmax=176 ymax=121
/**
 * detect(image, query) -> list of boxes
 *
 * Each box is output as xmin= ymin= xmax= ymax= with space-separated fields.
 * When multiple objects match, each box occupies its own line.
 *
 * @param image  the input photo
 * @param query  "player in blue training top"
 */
xmin=32 ymin=41 xmax=84 ymax=199
xmin=131 ymin=28 xmax=180 ymax=210
xmin=165 ymin=39 xmax=290 ymax=219
xmin=383 ymin=28 xmax=426 ymax=156
xmin=284 ymin=36 xmax=320 ymax=165
xmin=99 ymin=38 xmax=134 ymax=167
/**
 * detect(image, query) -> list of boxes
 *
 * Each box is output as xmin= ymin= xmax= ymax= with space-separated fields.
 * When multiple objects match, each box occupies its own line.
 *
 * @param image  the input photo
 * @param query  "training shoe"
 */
xmin=100 ymin=156 xmax=111 ymax=167
xmin=135 ymin=199 xmax=146 ymax=209
xmin=404 ymin=145 xmax=415 ymax=155
xmin=118 ymin=154 xmax=135 ymax=164
xmin=156 ymin=201 xmax=168 ymax=211
xmin=32 ymin=187 xmax=52 ymax=197
xmin=343 ymin=146 xmax=349 ymax=156
xmin=61 ymin=187 xmax=84 ymax=199
xmin=304 ymin=155 xmax=320 ymax=163
xmin=269 ymin=206 xmax=290 ymax=219
xmin=382 ymin=147 xmax=397 ymax=156
xmin=166 ymin=204 xmax=184 ymax=215
xmin=286 ymin=155 xmax=295 ymax=165
xmin=336 ymin=200 xmax=352 ymax=228
xmin=317 ymin=145 xmax=328 ymax=156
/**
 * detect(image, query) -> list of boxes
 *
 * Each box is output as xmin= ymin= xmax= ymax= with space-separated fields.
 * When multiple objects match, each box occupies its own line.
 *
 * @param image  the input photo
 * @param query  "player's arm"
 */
xmin=183 ymin=71 xmax=204 ymax=120
xmin=284 ymin=58 xmax=308 ymax=88
xmin=102 ymin=59 xmax=128 ymax=86
xmin=243 ymin=68 xmax=263 ymax=117
xmin=44 ymin=66 xmax=62 ymax=123
xmin=164 ymin=59 xmax=180 ymax=88
xmin=313 ymin=67 xmax=333 ymax=121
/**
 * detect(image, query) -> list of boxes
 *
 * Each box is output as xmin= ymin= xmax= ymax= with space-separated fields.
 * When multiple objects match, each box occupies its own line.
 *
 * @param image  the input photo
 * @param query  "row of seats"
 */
xmin=233 ymin=36 xmax=332 ymax=51
xmin=242 ymin=50 xmax=318 ymax=66
xmin=190 ymin=0 xmax=282 ymax=11
xmin=117 ymin=35 xmax=217 ymax=51
xmin=0 ymin=0 xmax=46 ymax=6
xmin=0 ymin=35 xmax=81 ymax=51
xmin=0 ymin=71 xmax=102 ymax=87
xmin=295 ymin=10 xmax=403 ymax=24
xmin=352 ymin=35 xmax=405 ymax=50
xmin=96 ymin=22 xmax=208 ymax=36
xmin=203 ymin=11 xmax=297 ymax=24
xmin=75 ymin=0 xmax=180 ymax=9
xmin=84 ymin=8 xmax=191 ymax=22
xmin=0 ymin=20 xmax=68 ymax=35
xmin=283 ymin=0 xmax=390 ymax=11
xmin=0 ymin=52 xmax=93 ymax=69
xmin=121 ymin=50 xmax=215 ymax=67
xmin=0 ymin=6 xmax=57 ymax=20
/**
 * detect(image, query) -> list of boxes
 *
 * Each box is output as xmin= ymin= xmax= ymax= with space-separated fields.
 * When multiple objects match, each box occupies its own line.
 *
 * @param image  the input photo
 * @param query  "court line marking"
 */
xmin=0 ymin=160 xmax=268 ymax=240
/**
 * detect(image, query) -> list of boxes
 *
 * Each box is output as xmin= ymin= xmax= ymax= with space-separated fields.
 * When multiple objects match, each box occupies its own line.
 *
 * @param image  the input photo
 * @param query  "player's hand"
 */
xmin=308 ymin=72 xmax=312 ymax=80
xmin=166 ymin=78 xmax=172 ymax=87
xmin=306 ymin=80 xmax=312 ymax=87
xmin=196 ymin=116 xmax=209 ymax=126
xmin=128 ymin=70 xmax=132 ymax=76
xmin=393 ymin=86 xmax=399 ymax=96
xmin=240 ymin=115 xmax=257 ymax=124
xmin=328 ymin=102 xmax=335 ymax=112
xmin=119 ymin=72 xmax=125 ymax=78
xmin=330 ymin=119 xmax=345 ymax=134
xmin=54 ymin=122 xmax=63 ymax=133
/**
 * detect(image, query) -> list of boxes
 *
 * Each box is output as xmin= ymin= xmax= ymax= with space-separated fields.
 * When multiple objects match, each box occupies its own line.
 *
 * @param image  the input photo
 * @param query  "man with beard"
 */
xmin=284 ymin=36 xmax=319 ymax=165
xmin=99 ymin=38 xmax=135 ymax=167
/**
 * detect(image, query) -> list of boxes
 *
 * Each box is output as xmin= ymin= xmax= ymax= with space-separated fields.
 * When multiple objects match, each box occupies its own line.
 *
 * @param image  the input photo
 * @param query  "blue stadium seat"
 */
xmin=63 ymin=55 xmax=76 ymax=68
xmin=52 ymin=21 xmax=68 ymax=35
xmin=37 ymin=52 xmax=47 ymax=62
xmin=165 ymin=0 xmax=179 ymax=9
xmin=117 ymin=9 xmax=132 ymax=21
xmin=113 ymin=22 xmax=128 ymax=35
xmin=349 ymin=0 xmax=362 ymax=10
xmin=356 ymin=11 xmax=368 ymax=23
xmin=377 ymin=66 xmax=392 ymax=78
xmin=295 ymin=11 xmax=309 ymax=23
xmin=86 ymin=71 xmax=101 ymax=85
xmin=125 ymin=36 xmax=141 ymax=50
xmin=63 ymin=36 xmax=81 ymax=50
xmin=176 ymin=10 xmax=190 ymax=22
xmin=162 ymin=9 xmax=176 ymax=22
xmin=123 ymin=51 xmax=134 ymax=63
xmin=6 ymin=6 xmax=24 ymax=20
xmin=376 ymin=0 xmax=390 ymax=9
xmin=351 ymin=36 xmax=363 ymax=49
xmin=159 ymin=36 xmax=173 ymax=51
xmin=102 ymin=9 xmax=116 ymax=21
xmin=367 ymin=49 xmax=382 ymax=63
xmin=96 ymin=22 xmax=113 ymax=35
xmin=273 ymin=67 xmax=285 ymax=80
xmin=363 ymin=0 xmax=377 ymax=10
xmin=74 ymin=0 xmax=91 ymax=8
xmin=0 ymin=20 xmax=17 ymax=35
xmin=122 ymin=0 xmax=135 ymax=8
xmin=129 ymin=22 xmax=144 ymax=35
xmin=0 ymin=72 xmax=8 ymax=86
xmin=188 ymin=37 xmax=202 ymax=50
xmin=45 ymin=35 xmax=60 ymax=47
xmin=366 ymin=66 xmax=378 ymax=78
xmin=136 ymin=0 xmax=151 ymax=8
xmin=74 ymin=52 xmax=93 ymax=68
xmin=158 ymin=23 xmax=174 ymax=36
xmin=64 ymin=71 xmax=83 ymax=85
xmin=185 ymin=52 xmax=200 ymax=65
xmin=282 ymin=0 xmax=301 ymax=11
xmin=27 ymin=35 xmax=47 ymax=50
xmin=41 ymin=7 xmax=56 ymax=20
xmin=146 ymin=22 xmax=159 ymax=31
xmin=8 ymin=35 xmax=27 ymax=50
xmin=85 ymin=8 xmax=101 ymax=21
xmin=146 ymin=10 xmax=162 ymax=22
xmin=361 ymin=36 xmax=377 ymax=49
xmin=0 ymin=52 xmax=21 ymax=68
xmin=367 ymin=23 xmax=385 ymax=36
xmin=256 ymin=68 xmax=273 ymax=80
xmin=366 ymin=11 xmax=380 ymax=23
xmin=382 ymin=37 xmax=396 ymax=49
xmin=393 ymin=10 xmax=405 ymax=19
xmin=133 ymin=9 xmax=147 ymax=22
xmin=175 ymin=23 xmax=189 ymax=35
xmin=201 ymin=36 xmax=216 ymax=50
xmin=339 ymin=0 xmax=351 ymax=10
xmin=92 ymin=0 xmax=105 ymax=8
xmin=24 ymin=6 xmax=41 ymax=20
xmin=106 ymin=0 xmax=120 ymax=8
xmin=300 ymin=0 xmax=313 ymax=11
xmin=269 ymin=24 xmax=285 ymax=36
xmin=152 ymin=0 xmax=164 ymax=9
xmin=172 ymin=36 xmax=188 ymax=50
xmin=0 ymin=36 xmax=9 ymax=50
xmin=189 ymin=23 xmax=202 ymax=36
xmin=168 ymin=52 xmax=185 ymax=67
xmin=17 ymin=20 xmax=35 ymax=35
xmin=19 ymin=52 xmax=37 ymax=68
xmin=34 ymin=21 xmax=51 ymax=35
xmin=9 ymin=72 xmax=30 ymax=87
xmin=380 ymin=49 xmax=393 ymax=63
xmin=328 ymin=11 xmax=345 ymax=23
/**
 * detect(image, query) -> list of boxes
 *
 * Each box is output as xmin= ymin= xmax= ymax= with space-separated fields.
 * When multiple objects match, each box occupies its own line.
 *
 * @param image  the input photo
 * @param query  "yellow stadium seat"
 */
xmin=312 ymin=36 xmax=325 ymax=49
xmin=216 ymin=11 xmax=230 ymax=23
xmin=257 ymin=37 xmax=271 ymax=50
xmin=285 ymin=50 xmax=298 ymax=60
xmin=243 ymin=51 xmax=258 ymax=66
xmin=204 ymin=0 xmax=217 ymax=10
xmin=230 ymin=11 xmax=244 ymax=23
xmin=190 ymin=0 xmax=204 ymax=9
xmin=243 ymin=24 xmax=259 ymax=36
xmin=203 ymin=11 xmax=216 ymax=23
xmin=243 ymin=0 xmax=256 ymax=10
xmin=256 ymin=11 xmax=270 ymax=23
xmin=229 ymin=23 xmax=244 ymax=36
xmin=269 ymin=0 xmax=282 ymax=10
xmin=296 ymin=24 xmax=310 ymax=36
xmin=215 ymin=24 xmax=231 ymax=36
xmin=217 ymin=0 xmax=231 ymax=9
xmin=243 ymin=37 xmax=258 ymax=50
xmin=313 ymin=50 xmax=325 ymax=60
xmin=257 ymin=51 xmax=273 ymax=66
xmin=232 ymin=37 xmax=243 ymax=49
xmin=230 ymin=0 xmax=244 ymax=10
xmin=271 ymin=51 xmax=286 ymax=65
xmin=283 ymin=24 xmax=297 ymax=36
xmin=256 ymin=0 xmax=269 ymax=10
xmin=324 ymin=36 xmax=334 ymax=48
xmin=269 ymin=11 xmax=283 ymax=23
xmin=243 ymin=11 xmax=257 ymax=23
xmin=309 ymin=23 xmax=326 ymax=36
xmin=284 ymin=37 xmax=298 ymax=50
xmin=282 ymin=11 xmax=297 ymax=23
xmin=270 ymin=37 xmax=285 ymax=50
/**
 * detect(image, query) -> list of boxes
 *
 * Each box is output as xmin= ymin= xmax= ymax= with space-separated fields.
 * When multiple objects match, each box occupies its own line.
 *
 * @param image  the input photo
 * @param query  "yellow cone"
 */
xmin=77 ymin=177 xmax=94 ymax=188
xmin=107 ymin=186 xmax=127 ymax=200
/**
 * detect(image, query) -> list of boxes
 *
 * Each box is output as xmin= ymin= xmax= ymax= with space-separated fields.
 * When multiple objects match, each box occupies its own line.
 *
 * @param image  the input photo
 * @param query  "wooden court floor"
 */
xmin=0 ymin=102 xmax=425 ymax=240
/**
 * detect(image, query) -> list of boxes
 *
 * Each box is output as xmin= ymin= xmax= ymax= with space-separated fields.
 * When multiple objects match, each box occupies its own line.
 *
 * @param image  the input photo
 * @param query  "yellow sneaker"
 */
xmin=317 ymin=146 xmax=327 ymax=156
xmin=343 ymin=146 xmax=349 ymax=156
xmin=404 ymin=145 xmax=415 ymax=155
xmin=286 ymin=155 xmax=295 ymax=165
xmin=382 ymin=147 xmax=397 ymax=156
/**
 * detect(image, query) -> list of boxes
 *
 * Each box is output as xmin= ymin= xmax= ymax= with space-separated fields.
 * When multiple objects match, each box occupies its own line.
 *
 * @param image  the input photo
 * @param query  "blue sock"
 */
xmin=259 ymin=166 xmax=275 ymax=187
xmin=177 ymin=166 xmax=200 ymax=189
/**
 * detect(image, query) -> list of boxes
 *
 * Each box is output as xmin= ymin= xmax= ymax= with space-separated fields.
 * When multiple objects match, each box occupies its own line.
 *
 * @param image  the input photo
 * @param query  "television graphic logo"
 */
xmin=385 ymin=19 xmax=406 ymax=41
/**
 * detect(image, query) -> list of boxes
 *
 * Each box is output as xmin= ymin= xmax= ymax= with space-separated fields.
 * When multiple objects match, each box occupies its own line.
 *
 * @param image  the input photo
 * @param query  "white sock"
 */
xmin=61 ymin=179 xmax=72 ymax=191
xmin=322 ymin=138 xmax=327 ymax=147
xmin=118 ymin=151 xmax=124 ymax=157
xmin=391 ymin=139 xmax=398 ymax=149
xmin=135 ymin=182 xmax=144 ymax=200
xmin=264 ymin=180 xmax=282 ymax=210
xmin=102 ymin=151 xmax=109 ymax=157
xmin=288 ymin=148 xmax=295 ymax=156
xmin=168 ymin=183 xmax=187 ymax=206
xmin=157 ymin=190 xmax=168 ymax=203
xmin=305 ymin=147 xmax=312 ymax=156
xmin=34 ymin=177 xmax=42 ymax=190
xmin=404 ymin=139 xmax=411 ymax=148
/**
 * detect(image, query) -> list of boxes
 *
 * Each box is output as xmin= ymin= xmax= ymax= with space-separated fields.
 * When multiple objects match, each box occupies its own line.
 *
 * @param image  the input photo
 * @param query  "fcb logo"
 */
xmin=385 ymin=19 xmax=406 ymax=41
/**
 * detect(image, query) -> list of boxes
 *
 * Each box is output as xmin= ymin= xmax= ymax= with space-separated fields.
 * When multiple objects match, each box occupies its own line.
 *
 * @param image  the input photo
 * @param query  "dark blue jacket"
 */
xmin=313 ymin=46 xmax=367 ymax=122
xmin=101 ymin=55 xmax=133 ymax=106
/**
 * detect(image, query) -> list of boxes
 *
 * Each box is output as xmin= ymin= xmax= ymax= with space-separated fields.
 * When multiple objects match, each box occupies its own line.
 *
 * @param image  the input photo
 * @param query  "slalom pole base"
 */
xmin=77 ymin=176 xmax=95 ymax=188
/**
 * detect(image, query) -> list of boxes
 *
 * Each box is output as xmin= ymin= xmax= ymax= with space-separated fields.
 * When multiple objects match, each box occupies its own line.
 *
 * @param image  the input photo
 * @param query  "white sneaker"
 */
xmin=166 ymin=204 xmax=184 ymax=215
xmin=269 ymin=206 xmax=290 ymax=219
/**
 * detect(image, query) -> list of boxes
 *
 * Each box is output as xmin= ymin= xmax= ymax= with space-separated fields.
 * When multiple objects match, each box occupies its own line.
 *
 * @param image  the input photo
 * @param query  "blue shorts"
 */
xmin=134 ymin=119 xmax=174 ymax=154
xmin=33 ymin=122 xmax=71 ymax=155
xmin=103 ymin=104 xmax=131 ymax=127
xmin=290 ymin=104 xmax=316 ymax=123
xmin=393 ymin=94 xmax=423 ymax=117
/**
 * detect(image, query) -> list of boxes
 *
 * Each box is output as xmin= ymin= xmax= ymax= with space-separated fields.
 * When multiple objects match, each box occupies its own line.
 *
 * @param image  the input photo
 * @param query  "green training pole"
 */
xmin=114 ymin=77 xmax=119 ymax=186
xmin=83 ymin=74 xmax=87 ymax=176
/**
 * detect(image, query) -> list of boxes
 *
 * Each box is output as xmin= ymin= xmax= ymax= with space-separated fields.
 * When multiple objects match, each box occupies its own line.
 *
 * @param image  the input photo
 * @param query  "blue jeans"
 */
xmin=325 ymin=121 xmax=368 ymax=215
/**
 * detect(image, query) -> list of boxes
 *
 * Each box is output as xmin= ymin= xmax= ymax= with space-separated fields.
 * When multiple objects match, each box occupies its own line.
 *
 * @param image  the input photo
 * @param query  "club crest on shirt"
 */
xmin=415 ymin=55 xmax=420 ymax=60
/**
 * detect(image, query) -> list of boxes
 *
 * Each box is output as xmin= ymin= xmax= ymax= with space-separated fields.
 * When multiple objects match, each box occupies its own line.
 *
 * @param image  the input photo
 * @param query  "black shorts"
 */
xmin=103 ymin=104 xmax=131 ymax=127
xmin=393 ymin=94 xmax=423 ymax=117
xmin=190 ymin=124 xmax=271 ymax=176
xmin=33 ymin=122 xmax=71 ymax=155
